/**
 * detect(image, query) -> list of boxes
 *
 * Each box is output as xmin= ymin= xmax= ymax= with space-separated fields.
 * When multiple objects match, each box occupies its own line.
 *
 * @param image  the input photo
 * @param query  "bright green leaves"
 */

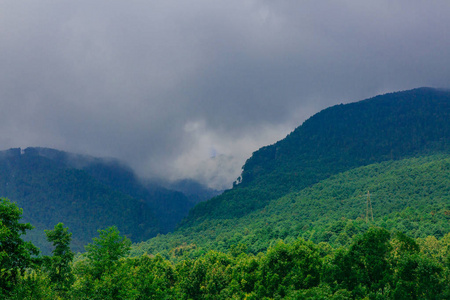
xmin=84 ymin=226 xmax=131 ymax=278
xmin=255 ymin=239 xmax=322 ymax=298
xmin=176 ymin=251 xmax=234 ymax=300
xmin=71 ymin=226 xmax=132 ymax=299
xmin=126 ymin=254 xmax=176 ymax=299
xmin=44 ymin=223 xmax=74 ymax=293
xmin=327 ymin=227 xmax=393 ymax=298
xmin=0 ymin=197 xmax=39 ymax=292
xmin=392 ymin=253 xmax=444 ymax=299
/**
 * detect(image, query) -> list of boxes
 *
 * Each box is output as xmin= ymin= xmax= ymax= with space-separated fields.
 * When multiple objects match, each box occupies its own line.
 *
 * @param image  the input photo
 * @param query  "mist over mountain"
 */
xmin=30 ymin=147 xmax=196 ymax=232
xmin=3 ymin=2 xmax=450 ymax=193
xmin=160 ymin=178 xmax=223 ymax=204
xmin=0 ymin=147 xmax=218 ymax=253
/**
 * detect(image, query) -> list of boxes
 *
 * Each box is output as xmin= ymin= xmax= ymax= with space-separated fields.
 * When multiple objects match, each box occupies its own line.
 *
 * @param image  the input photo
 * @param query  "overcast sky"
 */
xmin=1 ymin=1 xmax=450 ymax=189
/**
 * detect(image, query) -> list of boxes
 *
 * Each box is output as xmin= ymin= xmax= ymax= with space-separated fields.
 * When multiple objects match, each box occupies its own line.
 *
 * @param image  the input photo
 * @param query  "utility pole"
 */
xmin=366 ymin=190 xmax=374 ymax=223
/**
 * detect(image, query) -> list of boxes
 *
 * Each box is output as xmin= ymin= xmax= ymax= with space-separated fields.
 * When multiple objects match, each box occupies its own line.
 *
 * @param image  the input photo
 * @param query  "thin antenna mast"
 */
xmin=366 ymin=190 xmax=374 ymax=223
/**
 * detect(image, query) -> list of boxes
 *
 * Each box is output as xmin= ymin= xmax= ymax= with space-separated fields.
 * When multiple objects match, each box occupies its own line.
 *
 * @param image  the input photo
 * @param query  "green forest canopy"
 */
xmin=1 ymin=197 xmax=450 ymax=299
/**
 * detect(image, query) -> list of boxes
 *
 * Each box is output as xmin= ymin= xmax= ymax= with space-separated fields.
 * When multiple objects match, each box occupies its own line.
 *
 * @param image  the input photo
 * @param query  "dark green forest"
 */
xmin=1 ymin=87 xmax=450 ymax=299
xmin=0 ymin=147 xmax=217 ymax=253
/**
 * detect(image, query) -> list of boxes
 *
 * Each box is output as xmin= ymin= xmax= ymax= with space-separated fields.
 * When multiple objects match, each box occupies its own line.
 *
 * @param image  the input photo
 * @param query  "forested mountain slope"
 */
xmin=0 ymin=148 xmax=158 ymax=252
xmin=184 ymin=87 xmax=450 ymax=225
xmin=133 ymin=88 xmax=450 ymax=259
xmin=31 ymin=147 xmax=195 ymax=232
xmin=0 ymin=147 xmax=203 ymax=253
xmin=133 ymin=154 xmax=450 ymax=258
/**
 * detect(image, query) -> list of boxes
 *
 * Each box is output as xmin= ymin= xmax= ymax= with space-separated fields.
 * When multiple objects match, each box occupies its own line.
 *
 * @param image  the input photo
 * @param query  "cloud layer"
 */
xmin=1 ymin=1 xmax=450 ymax=189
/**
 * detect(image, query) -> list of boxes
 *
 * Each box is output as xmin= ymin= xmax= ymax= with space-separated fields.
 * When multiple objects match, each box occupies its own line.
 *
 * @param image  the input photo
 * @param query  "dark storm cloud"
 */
xmin=1 ymin=1 xmax=450 ymax=189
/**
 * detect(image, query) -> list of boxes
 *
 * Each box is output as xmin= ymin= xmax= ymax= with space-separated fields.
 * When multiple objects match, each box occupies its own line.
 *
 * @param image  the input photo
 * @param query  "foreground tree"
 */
xmin=392 ymin=253 xmax=444 ymax=299
xmin=84 ymin=226 xmax=131 ymax=278
xmin=44 ymin=223 xmax=74 ymax=294
xmin=327 ymin=227 xmax=393 ymax=298
xmin=0 ymin=197 xmax=39 ymax=292
xmin=71 ymin=226 xmax=133 ymax=300
xmin=255 ymin=238 xmax=322 ymax=298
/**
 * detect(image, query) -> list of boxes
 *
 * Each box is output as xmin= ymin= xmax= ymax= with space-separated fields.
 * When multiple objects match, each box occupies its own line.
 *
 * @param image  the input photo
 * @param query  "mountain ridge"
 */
xmin=183 ymin=87 xmax=450 ymax=226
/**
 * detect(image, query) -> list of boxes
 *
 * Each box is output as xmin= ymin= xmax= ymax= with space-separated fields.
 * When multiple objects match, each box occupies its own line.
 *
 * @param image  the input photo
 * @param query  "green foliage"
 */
xmin=43 ymin=223 xmax=74 ymax=294
xmin=70 ymin=230 xmax=450 ymax=299
xmin=392 ymin=253 xmax=444 ymax=299
xmin=176 ymin=251 xmax=234 ymax=299
xmin=327 ymin=228 xmax=393 ymax=298
xmin=255 ymin=239 xmax=321 ymax=298
xmin=285 ymin=284 xmax=352 ymax=300
xmin=130 ymin=156 xmax=450 ymax=299
xmin=1 ymin=198 xmax=449 ymax=300
xmin=126 ymin=254 xmax=176 ymax=299
xmin=29 ymin=147 xmax=201 ymax=232
xmin=134 ymin=155 xmax=450 ymax=258
xmin=71 ymin=226 xmax=132 ymax=299
xmin=0 ymin=197 xmax=39 ymax=292
xmin=84 ymin=226 xmax=131 ymax=278
xmin=1 ymin=269 xmax=60 ymax=300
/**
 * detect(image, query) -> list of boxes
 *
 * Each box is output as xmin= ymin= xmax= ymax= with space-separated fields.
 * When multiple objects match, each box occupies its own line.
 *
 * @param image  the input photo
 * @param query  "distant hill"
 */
xmin=0 ymin=147 xmax=213 ymax=253
xmin=31 ymin=147 xmax=197 ymax=233
xmin=133 ymin=87 xmax=450 ymax=258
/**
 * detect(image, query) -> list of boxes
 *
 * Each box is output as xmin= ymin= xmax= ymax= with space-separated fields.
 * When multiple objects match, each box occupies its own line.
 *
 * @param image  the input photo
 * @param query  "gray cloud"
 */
xmin=1 ymin=1 xmax=450 ymax=189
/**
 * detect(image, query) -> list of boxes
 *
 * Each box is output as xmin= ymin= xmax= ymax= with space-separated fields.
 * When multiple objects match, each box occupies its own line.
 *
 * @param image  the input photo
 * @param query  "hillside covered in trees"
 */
xmin=133 ymin=154 xmax=450 ymax=257
xmin=185 ymin=88 xmax=449 ymax=224
xmin=0 ymin=147 xmax=216 ymax=253
xmin=131 ymin=87 xmax=450 ymax=285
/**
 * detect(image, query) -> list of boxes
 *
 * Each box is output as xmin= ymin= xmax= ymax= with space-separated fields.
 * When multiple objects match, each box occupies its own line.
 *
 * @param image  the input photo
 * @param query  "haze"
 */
xmin=1 ymin=1 xmax=450 ymax=189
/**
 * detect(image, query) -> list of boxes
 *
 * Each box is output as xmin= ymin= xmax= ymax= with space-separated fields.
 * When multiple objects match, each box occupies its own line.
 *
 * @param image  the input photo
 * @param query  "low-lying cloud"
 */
xmin=1 ymin=1 xmax=450 ymax=189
